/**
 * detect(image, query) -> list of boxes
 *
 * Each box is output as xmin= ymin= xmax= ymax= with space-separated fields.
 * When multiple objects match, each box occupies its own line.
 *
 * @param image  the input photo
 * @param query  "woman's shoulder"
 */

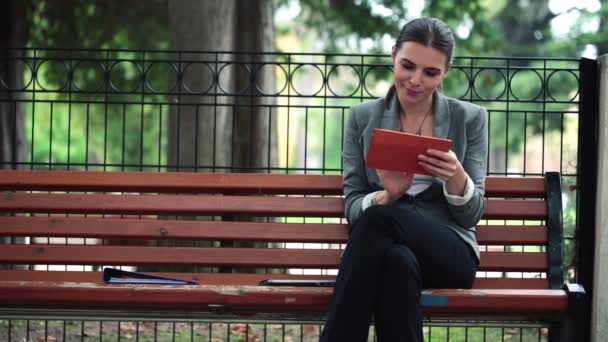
xmin=349 ymin=97 xmax=386 ymax=121
xmin=438 ymin=94 xmax=487 ymax=125
xmin=441 ymin=95 xmax=486 ymax=115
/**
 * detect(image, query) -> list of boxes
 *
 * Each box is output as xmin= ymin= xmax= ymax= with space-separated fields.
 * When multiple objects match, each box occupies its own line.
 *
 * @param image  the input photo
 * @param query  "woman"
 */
xmin=320 ymin=17 xmax=488 ymax=342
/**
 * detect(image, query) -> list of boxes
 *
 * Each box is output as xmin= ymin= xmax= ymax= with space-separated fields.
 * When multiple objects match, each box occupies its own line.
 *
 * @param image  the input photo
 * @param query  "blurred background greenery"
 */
xmin=13 ymin=0 xmax=607 ymax=56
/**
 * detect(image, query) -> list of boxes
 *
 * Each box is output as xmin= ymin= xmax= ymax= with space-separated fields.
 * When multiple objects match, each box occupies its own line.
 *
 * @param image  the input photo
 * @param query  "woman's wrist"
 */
xmin=374 ymin=190 xmax=398 ymax=205
xmin=445 ymin=166 xmax=467 ymax=196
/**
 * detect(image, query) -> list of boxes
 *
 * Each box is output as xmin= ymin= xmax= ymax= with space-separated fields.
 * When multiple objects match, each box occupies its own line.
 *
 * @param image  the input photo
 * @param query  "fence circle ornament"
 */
xmin=442 ymin=67 xmax=471 ymax=99
xmin=217 ymin=63 xmax=252 ymax=95
xmin=508 ymin=69 xmax=544 ymax=101
xmin=181 ymin=62 xmax=215 ymax=95
xmin=0 ymin=58 xmax=34 ymax=91
xmin=36 ymin=59 xmax=70 ymax=91
xmin=546 ymin=70 xmax=579 ymax=102
xmin=472 ymin=68 xmax=507 ymax=101
xmin=144 ymin=62 xmax=179 ymax=94
xmin=72 ymin=60 xmax=105 ymax=92
xmin=254 ymin=63 xmax=288 ymax=96
xmin=326 ymin=65 xmax=362 ymax=97
xmin=108 ymin=60 xmax=143 ymax=93
xmin=362 ymin=65 xmax=393 ymax=98
xmin=290 ymin=63 xmax=326 ymax=96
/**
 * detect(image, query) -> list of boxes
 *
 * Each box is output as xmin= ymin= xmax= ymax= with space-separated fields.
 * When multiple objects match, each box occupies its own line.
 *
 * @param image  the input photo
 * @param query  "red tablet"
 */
xmin=366 ymin=128 xmax=452 ymax=175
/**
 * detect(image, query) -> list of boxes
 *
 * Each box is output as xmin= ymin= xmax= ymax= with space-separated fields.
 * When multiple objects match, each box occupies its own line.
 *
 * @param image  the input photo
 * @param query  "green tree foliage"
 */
xmin=546 ymin=0 xmax=608 ymax=56
xmin=19 ymin=0 xmax=171 ymax=170
xmin=279 ymin=0 xmax=606 ymax=56
xmin=26 ymin=0 xmax=169 ymax=49
xmin=278 ymin=0 xmax=406 ymax=52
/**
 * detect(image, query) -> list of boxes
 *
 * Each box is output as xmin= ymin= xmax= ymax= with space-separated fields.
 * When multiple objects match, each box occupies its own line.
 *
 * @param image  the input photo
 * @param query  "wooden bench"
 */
xmin=0 ymin=170 xmax=585 ymax=339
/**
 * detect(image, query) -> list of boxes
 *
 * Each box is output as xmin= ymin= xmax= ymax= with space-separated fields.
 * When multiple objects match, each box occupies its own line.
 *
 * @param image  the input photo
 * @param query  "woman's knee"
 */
xmin=351 ymin=205 xmax=400 ymax=235
xmin=383 ymin=244 xmax=421 ymax=281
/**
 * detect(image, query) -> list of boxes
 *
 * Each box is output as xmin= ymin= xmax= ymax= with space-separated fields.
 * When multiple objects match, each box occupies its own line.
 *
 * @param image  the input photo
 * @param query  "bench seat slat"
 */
xmin=0 ymin=245 xmax=547 ymax=271
xmin=0 ymin=270 xmax=550 ymax=290
xmin=0 ymin=170 xmax=547 ymax=198
xmin=0 ymin=217 xmax=548 ymax=245
xmin=0 ymin=280 xmax=568 ymax=315
xmin=1 ymin=194 xmax=545 ymax=220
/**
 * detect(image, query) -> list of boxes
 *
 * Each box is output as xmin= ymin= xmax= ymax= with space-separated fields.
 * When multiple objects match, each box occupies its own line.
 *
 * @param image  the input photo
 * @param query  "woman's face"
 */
xmin=391 ymin=41 xmax=450 ymax=106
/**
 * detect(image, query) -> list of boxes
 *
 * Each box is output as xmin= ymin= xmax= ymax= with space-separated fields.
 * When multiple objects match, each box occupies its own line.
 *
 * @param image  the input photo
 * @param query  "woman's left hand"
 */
xmin=418 ymin=149 xmax=467 ymax=196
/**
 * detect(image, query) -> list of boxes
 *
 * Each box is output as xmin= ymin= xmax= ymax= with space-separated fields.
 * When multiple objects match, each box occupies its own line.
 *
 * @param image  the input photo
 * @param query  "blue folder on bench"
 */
xmin=103 ymin=267 xmax=198 ymax=285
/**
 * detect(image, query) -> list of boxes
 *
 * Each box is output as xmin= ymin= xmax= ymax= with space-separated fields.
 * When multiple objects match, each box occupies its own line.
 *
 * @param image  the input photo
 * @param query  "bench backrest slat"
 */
xmin=1 ymin=193 xmax=545 ymax=220
xmin=0 ymin=170 xmax=343 ymax=195
xmin=484 ymin=199 xmax=546 ymax=219
xmin=475 ymin=225 xmax=547 ymax=244
xmin=0 ymin=193 xmax=345 ymax=217
xmin=484 ymin=177 xmax=546 ymax=197
xmin=0 ymin=245 xmax=547 ymax=272
xmin=0 ymin=217 xmax=548 ymax=245
xmin=0 ymin=217 xmax=349 ymax=242
xmin=0 ymin=170 xmax=546 ymax=198
xmin=0 ymin=245 xmax=343 ymax=268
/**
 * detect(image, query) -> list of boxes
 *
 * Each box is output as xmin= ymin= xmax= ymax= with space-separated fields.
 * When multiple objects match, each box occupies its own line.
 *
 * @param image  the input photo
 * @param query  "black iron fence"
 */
xmin=1 ymin=319 xmax=556 ymax=342
xmin=1 ymin=49 xmax=583 ymax=173
xmin=0 ymin=48 xmax=596 ymax=341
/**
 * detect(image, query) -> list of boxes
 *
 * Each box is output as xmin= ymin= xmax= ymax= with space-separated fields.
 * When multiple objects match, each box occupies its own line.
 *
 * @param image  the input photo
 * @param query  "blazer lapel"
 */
xmin=433 ymin=93 xmax=451 ymax=139
xmin=379 ymin=94 xmax=400 ymax=130
xmin=379 ymin=92 xmax=451 ymax=138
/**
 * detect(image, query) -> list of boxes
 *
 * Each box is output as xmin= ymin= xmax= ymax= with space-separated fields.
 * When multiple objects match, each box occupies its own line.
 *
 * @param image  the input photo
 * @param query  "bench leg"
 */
xmin=549 ymin=284 xmax=588 ymax=342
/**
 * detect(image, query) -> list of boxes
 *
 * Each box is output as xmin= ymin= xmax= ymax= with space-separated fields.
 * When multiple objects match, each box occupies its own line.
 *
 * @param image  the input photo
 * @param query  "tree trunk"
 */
xmin=1 ymin=1 xmax=28 ymax=171
xmin=0 ymin=0 xmax=29 ymax=267
xmin=232 ymin=0 xmax=277 ymax=171
xmin=167 ymin=1 xmax=235 ymax=172
xmin=228 ymin=0 xmax=278 ymax=273
xmin=156 ymin=0 xmax=276 ymax=273
xmin=167 ymin=0 xmax=276 ymax=172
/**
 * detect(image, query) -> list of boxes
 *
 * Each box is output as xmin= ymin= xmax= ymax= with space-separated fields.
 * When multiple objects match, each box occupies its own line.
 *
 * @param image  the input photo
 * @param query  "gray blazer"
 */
xmin=342 ymin=93 xmax=488 ymax=259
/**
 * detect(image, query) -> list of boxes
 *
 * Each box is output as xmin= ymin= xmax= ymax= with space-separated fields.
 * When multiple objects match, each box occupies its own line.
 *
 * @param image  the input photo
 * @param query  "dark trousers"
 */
xmin=320 ymin=205 xmax=479 ymax=342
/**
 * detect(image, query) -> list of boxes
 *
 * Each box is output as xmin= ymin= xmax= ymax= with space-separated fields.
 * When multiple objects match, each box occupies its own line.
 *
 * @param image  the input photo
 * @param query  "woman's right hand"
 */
xmin=375 ymin=169 xmax=414 ymax=205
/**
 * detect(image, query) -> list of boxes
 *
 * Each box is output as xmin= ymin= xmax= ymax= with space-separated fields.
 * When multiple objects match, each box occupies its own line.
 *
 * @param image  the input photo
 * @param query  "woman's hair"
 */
xmin=385 ymin=17 xmax=455 ymax=106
